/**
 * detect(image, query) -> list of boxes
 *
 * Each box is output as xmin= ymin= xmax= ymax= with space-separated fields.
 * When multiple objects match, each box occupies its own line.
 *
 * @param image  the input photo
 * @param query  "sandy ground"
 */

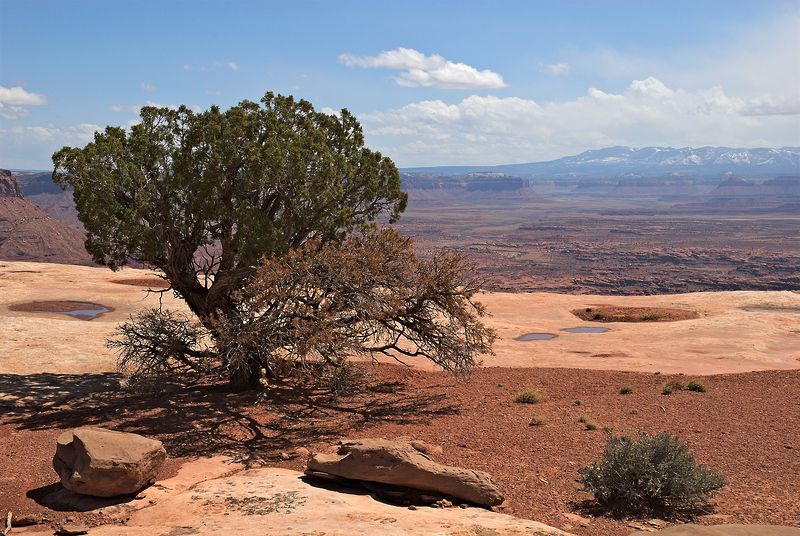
xmin=1 ymin=261 xmax=798 ymax=376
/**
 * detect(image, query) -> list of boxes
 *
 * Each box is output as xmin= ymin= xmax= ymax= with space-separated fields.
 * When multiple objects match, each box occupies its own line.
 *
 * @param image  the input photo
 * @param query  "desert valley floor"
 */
xmin=1 ymin=261 xmax=799 ymax=535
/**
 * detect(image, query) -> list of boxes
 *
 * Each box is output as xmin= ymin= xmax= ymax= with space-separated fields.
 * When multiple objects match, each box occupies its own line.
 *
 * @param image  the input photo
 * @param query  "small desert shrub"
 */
xmin=320 ymin=362 xmax=371 ymax=399
xmin=578 ymin=416 xmax=597 ymax=430
xmin=515 ymin=389 xmax=541 ymax=404
xmin=662 ymin=379 xmax=685 ymax=395
xmin=619 ymin=385 xmax=633 ymax=395
xmin=686 ymin=380 xmax=707 ymax=393
xmin=579 ymin=432 xmax=725 ymax=518
xmin=573 ymin=399 xmax=582 ymax=406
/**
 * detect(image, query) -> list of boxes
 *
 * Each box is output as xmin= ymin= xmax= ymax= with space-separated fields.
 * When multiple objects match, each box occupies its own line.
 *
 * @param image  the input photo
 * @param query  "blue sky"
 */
xmin=1 ymin=0 xmax=799 ymax=169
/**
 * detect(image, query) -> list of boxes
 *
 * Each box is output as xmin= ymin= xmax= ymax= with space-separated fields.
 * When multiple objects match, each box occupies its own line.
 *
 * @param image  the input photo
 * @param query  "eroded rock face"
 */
xmin=306 ymin=438 xmax=504 ymax=506
xmin=53 ymin=428 xmax=166 ymax=497
xmin=0 ymin=169 xmax=23 ymax=198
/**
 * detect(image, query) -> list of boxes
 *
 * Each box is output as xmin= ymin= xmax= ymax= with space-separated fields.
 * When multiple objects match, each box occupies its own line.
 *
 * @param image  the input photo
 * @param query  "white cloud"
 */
xmin=0 ymin=123 xmax=102 ymax=169
xmin=0 ymin=85 xmax=47 ymax=120
xmin=182 ymin=60 xmax=238 ymax=72
xmin=546 ymin=63 xmax=570 ymax=76
xmin=359 ymin=77 xmax=800 ymax=166
xmin=339 ymin=48 xmax=507 ymax=89
xmin=111 ymin=101 xmax=203 ymax=114
xmin=139 ymin=82 xmax=157 ymax=92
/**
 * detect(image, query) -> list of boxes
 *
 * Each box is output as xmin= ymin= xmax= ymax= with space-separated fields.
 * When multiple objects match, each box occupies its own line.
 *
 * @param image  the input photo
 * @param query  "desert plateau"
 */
xmin=3 ymin=2 xmax=800 ymax=535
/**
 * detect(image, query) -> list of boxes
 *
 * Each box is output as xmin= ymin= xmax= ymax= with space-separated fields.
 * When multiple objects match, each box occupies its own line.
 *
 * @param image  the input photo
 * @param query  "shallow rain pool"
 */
xmin=515 ymin=333 xmax=558 ymax=341
xmin=560 ymin=326 xmax=610 ymax=333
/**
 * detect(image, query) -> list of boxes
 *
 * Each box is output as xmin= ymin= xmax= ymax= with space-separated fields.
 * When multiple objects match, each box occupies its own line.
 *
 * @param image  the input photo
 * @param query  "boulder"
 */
xmin=306 ymin=438 xmax=503 ymax=506
xmin=53 ymin=428 xmax=167 ymax=497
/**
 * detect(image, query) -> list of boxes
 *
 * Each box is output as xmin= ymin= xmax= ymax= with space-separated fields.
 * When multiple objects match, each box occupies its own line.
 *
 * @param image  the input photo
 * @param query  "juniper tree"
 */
xmin=55 ymin=93 xmax=493 ymax=389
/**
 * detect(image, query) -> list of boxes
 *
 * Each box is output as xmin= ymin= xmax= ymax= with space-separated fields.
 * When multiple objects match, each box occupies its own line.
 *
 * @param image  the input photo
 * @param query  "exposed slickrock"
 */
xmin=23 ymin=459 xmax=571 ymax=536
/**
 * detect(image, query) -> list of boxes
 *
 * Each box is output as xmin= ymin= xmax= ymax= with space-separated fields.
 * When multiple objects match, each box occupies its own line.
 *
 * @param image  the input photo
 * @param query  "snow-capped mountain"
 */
xmin=403 ymin=146 xmax=800 ymax=179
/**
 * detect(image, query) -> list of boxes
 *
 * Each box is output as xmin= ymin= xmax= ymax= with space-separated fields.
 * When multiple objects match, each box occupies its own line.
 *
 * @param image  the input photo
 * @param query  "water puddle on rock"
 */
xmin=515 ymin=333 xmax=558 ymax=341
xmin=9 ymin=300 xmax=113 ymax=321
xmin=560 ymin=327 xmax=610 ymax=333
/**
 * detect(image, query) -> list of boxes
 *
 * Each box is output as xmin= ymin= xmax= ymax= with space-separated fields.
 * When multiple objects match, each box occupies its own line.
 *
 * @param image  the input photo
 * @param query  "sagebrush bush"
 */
xmin=529 ymin=416 xmax=545 ymax=426
xmin=662 ymin=379 xmax=685 ymax=395
xmin=619 ymin=385 xmax=633 ymax=395
xmin=320 ymin=362 xmax=371 ymax=399
xmin=515 ymin=390 xmax=541 ymax=404
xmin=579 ymin=432 xmax=725 ymax=518
xmin=686 ymin=380 xmax=707 ymax=393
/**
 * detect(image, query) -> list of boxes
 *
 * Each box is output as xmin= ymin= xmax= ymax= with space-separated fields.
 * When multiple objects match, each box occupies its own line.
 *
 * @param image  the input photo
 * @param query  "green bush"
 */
xmin=579 ymin=432 xmax=725 ymax=518
xmin=686 ymin=380 xmax=707 ymax=393
xmin=619 ymin=385 xmax=633 ymax=395
xmin=662 ymin=379 xmax=685 ymax=395
xmin=515 ymin=390 xmax=541 ymax=404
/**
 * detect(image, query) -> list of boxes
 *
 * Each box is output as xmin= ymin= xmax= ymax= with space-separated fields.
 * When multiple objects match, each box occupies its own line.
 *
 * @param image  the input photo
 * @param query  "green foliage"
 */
xmin=53 ymin=93 xmax=407 ymax=325
xmin=514 ymin=390 xmax=541 ymax=404
xmin=662 ymin=379 xmax=685 ymax=395
xmin=579 ymin=432 xmax=725 ymax=518
xmin=686 ymin=380 xmax=707 ymax=393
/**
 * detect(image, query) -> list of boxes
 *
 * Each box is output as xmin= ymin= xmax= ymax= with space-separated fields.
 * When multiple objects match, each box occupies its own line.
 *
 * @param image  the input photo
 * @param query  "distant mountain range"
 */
xmin=402 ymin=146 xmax=800 ymax=179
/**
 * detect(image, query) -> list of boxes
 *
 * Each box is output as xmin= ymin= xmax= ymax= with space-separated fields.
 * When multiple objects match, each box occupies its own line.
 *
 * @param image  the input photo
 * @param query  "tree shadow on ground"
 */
xmin=0 ymin=368 xmax=458 ymax=464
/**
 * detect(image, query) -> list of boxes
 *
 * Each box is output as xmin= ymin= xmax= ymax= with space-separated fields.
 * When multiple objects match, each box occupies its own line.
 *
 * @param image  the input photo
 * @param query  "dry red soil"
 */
xmin=571 ymin=306 xmax=700 ymax=322
xmin=1 ymin=364 xmax=798 ymax=535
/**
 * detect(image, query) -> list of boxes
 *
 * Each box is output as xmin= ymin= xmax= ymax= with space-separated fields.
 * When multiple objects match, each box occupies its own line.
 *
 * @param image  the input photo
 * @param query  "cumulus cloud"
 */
xmin=359 ymin=77 xmax=800 ymax=166
xmin=339 ymin=48 xmax=507 ymax=89
xmin=139 ymin=82 xmax=157 ymax=92
xmin=545 ymin=63 xmax=570 ymax=75
xmin=0 ymin=123 xmax=101 ymax=169
xmin=0 ymin=85 xmax=47 ymax=120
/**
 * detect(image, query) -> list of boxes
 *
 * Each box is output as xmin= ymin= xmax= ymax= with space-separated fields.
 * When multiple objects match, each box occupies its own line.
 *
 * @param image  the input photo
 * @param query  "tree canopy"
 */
xmin=56 ymin=92 xmax=493 ymax=390
xmin=53 ymin=93 xmax=406 ymax=322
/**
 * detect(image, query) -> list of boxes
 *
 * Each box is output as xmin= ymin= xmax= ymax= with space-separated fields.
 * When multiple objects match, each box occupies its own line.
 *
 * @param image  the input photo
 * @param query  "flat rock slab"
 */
xmin=632 ymin=525 xmax=800 ymax=536
xmin=22 ymin=466 xmax=571 ymax=536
